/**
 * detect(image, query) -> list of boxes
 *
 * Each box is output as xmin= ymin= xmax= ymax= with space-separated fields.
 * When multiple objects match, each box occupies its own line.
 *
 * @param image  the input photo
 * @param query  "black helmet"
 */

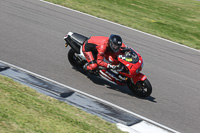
xmin=109 ymin=34 xmax=122 ymax=52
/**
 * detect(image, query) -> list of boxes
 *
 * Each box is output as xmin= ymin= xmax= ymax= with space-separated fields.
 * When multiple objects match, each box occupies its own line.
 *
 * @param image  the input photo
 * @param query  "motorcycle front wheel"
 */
xmin=128 ymin=78 xmax=152 ymax=98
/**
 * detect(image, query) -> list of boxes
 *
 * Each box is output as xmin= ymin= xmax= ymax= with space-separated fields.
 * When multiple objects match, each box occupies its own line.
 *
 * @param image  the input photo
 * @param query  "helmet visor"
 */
xmin=110 ymin=42 xmax=120 ymax=52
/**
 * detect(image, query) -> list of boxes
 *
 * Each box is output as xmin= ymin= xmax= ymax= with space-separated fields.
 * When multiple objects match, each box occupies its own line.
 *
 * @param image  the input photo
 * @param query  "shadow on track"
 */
xmin=72 ymin=67 xmax=156 ymax=103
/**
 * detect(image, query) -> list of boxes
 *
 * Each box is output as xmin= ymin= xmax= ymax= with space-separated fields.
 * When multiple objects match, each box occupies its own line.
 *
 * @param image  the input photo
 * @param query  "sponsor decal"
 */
xmin=142 ymin=76 xmax=147 ymax=81
xmin=125 ymin=58 xmax=132 ymax=62
xmin=109 ymin=56 xmax=113 ymax=62
xmin=105 ymin=71 xmax=121 ymax=82
xmin=99 ymin=70 xmax=112 ymax=80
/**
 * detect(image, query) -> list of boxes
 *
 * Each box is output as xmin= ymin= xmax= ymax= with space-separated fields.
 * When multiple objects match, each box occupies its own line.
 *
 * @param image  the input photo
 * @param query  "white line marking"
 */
xmin=0 ymin=60 xmax=180 ymax=133
xmin=40 ymin=0 xmax=200 ymax=53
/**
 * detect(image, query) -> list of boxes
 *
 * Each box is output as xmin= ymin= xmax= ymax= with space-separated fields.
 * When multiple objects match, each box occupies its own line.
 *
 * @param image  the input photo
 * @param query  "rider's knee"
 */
xmin=89 ymin=63 xmax=98 ymax=70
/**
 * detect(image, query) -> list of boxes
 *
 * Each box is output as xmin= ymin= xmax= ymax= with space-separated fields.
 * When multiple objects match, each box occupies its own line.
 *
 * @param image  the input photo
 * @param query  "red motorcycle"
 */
xmin=64 ymin=32 xmax=152 ymax=97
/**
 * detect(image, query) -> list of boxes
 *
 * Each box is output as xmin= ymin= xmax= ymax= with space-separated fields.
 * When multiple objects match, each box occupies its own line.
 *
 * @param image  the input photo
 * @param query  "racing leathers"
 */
xmin=82 ymin=36 xmax=126 ymax=71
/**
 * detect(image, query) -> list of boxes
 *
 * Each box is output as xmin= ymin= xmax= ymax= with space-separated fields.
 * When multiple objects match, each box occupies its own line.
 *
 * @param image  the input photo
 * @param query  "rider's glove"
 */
xmin=107 ymin=64 xmax=117 ymax=69
xmin=121 ymin=46 xmax=130 ymax=53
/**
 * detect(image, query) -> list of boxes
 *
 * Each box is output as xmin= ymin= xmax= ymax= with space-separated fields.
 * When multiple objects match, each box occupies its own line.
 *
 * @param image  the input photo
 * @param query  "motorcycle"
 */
xmin=64 ymin=32 xmax=152 ymax=97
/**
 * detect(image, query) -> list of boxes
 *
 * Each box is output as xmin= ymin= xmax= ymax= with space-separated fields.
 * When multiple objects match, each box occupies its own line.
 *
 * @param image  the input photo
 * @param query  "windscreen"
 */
xmin=123 ymin=49 xmax=139 ymax=64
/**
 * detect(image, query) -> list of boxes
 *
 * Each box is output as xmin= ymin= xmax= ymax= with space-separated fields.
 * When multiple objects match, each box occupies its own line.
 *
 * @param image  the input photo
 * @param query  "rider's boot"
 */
xmin=83 ymin=63 xmax=96 ymax=74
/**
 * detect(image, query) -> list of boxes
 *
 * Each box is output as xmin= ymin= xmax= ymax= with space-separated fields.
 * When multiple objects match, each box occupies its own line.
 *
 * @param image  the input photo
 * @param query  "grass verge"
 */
xmin=45 ymin=0 xmax=200 ymax=49
xmin=0 ymin=75 xmax=123 ymax=133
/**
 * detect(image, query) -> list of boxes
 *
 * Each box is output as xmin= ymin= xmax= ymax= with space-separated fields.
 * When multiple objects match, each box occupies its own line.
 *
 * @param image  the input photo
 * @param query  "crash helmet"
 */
xmin=108 ymin=34 xmax=122 ymax=52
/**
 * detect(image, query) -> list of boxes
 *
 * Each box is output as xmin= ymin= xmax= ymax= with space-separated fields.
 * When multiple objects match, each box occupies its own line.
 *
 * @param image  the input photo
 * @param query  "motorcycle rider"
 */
xmin=82 ymin=34 xmax=126 ymax=72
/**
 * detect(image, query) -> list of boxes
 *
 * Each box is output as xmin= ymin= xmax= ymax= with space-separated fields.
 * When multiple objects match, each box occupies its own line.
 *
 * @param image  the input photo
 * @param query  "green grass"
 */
xmin=0 ymin=75 xmax=124 ymax=133
xmin=46 ymin=0 xmax=200 ymax=49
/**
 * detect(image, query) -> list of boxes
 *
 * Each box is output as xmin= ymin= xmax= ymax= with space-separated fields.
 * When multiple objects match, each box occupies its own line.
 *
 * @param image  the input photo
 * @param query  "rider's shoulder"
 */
xmin=90 ymin=36 xmax=109 ymax=40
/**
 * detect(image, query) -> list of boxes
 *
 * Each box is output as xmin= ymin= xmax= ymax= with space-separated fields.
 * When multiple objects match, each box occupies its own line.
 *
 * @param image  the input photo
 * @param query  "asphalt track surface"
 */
xmin=0 ymin=0 xmax=200 ymax=133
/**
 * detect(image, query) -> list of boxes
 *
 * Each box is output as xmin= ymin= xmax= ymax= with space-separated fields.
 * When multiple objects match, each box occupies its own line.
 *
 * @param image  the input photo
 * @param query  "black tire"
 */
xmin=128 ymin=78 xmax=152 ymax=98
xmin=68 ymin=48 xmax=85 ymax=69
xmin=68 ymin=49 xmax=77 ymax=67
xmin=68 ymin=48 xmax=88 ymax=74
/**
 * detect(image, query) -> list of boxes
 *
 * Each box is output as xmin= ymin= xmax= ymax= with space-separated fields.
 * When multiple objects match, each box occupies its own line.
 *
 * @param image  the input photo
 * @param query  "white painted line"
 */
xmin=116 ymin=123 xmax=139 ymax=133
xmin=117 ymin=121 xmax=174 ymax=133
xmin=40 ymin=0 xmax=200 ymax=53
xmin=130 ymin=121 xmax=173 ymax=133
xmin=0 ymin=60 xmax=180 ymax=133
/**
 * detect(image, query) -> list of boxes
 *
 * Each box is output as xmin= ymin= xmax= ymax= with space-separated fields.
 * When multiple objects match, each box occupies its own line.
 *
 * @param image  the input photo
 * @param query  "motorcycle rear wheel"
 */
xmin=128 ymin=78 xmax=152 ymax=97
xmin=68 ymin=49 xmax=78 ymax=66
xmin=68 ymin=48 xmax=84 ymax=68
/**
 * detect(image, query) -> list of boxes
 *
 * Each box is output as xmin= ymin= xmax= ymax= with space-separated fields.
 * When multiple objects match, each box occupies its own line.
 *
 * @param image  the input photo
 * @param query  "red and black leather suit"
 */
xmin=82 ymin=36 xmax=126 ymax=70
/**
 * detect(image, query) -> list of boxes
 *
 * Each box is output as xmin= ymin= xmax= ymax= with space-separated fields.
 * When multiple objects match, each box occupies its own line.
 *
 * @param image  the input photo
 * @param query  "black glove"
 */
xmin=107 ymin=64 xmax=117 ymax=69
xmin=121 ymin=47 xmax=130 ymax=53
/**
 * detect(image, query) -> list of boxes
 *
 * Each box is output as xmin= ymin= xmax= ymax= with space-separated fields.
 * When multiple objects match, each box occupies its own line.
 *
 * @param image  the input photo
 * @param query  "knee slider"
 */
xmin=90 ymin=63 xmax=98 ymax=70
